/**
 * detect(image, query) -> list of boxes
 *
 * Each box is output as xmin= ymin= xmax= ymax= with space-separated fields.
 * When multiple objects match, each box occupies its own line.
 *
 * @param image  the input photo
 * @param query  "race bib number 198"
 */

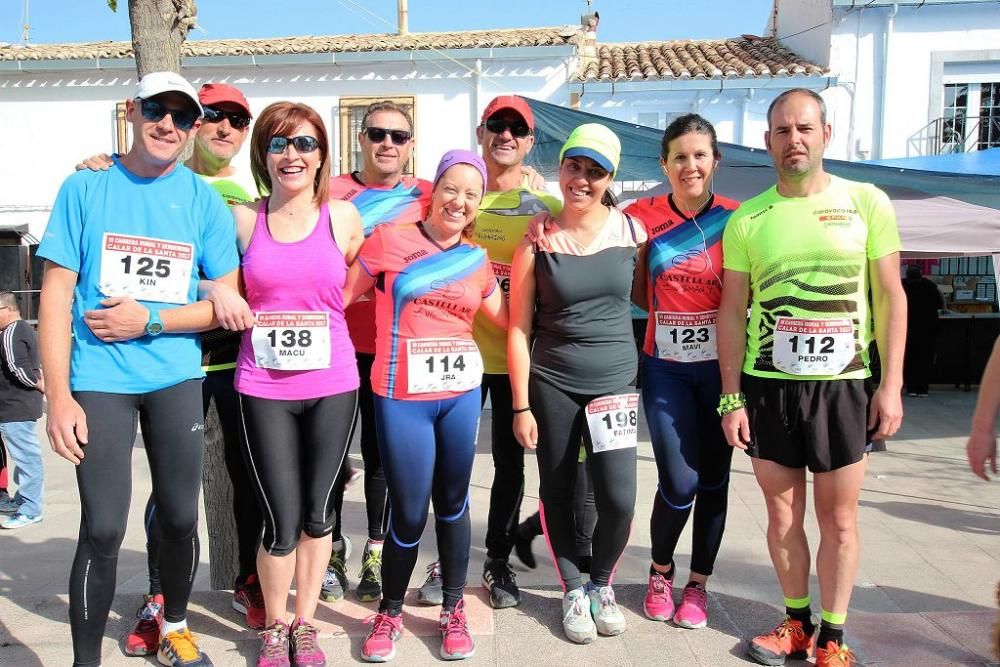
xmin=99 ymin=233 xmax=194 ymax=304
xmin=251 ymin=312 xmax=331 ymax=371
xmin=586 ymin=393 xmax=640 ymax=453
xmin=772 ymin=317 xmax=855 ymax=376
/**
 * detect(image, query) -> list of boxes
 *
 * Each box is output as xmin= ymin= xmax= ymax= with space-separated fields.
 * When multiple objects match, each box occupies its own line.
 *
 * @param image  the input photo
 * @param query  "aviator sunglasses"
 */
xmin=138 ymin=98 xmax=200 ymax=130
xmin=203 ymin=106 xmax=252 ymax=130
xmin=484 ymin=117 xmax=531 ymax=138
xmin=267 ymin=135 xmax=321 ymax=154
xmin=362 ymin=126 xmax=412 ymax=146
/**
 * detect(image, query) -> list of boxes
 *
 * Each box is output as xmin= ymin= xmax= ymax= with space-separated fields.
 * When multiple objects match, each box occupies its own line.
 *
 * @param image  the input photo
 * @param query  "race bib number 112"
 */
xmin=772 ymin=317 xmax=854 ymax=376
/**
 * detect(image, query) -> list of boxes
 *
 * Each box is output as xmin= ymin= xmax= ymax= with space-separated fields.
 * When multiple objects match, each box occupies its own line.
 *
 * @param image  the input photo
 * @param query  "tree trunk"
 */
xmin=201 ymin=397 xmax=239 ymax=590
xmin=125 ymin=0 xmax=233 ymax=589
xmin=127 ymin=0 xmax=196 ymax=75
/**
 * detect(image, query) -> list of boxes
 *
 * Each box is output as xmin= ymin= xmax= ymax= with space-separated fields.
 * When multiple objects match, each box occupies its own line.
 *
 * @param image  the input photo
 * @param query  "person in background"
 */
xmin=901 ymin=264 xmax=943 ymax=397
xmin=323 ymin=100 xmax=432 ymax=606
xmin=0 ymin=291 xmax=45 ymax=530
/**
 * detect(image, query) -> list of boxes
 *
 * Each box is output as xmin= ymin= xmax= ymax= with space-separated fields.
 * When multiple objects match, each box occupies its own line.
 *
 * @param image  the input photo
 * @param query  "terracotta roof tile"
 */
xmin=0 ymin=26 xmax=582 ymax=62
xmin=579 ymin=36 xmax=827 ymax=81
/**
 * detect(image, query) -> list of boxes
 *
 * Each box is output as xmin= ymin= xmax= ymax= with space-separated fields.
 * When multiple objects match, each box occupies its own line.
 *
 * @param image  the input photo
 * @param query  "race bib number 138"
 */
xmin=251 ymin=312 xmax=331 ymax=371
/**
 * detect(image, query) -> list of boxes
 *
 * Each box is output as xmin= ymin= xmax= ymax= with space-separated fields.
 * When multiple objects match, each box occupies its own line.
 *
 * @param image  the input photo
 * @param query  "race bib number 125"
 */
xmin=99 ymin=233 xmax=193 ymax=304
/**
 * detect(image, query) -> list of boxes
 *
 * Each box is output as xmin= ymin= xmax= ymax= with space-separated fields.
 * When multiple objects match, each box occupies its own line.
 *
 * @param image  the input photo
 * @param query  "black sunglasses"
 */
xmin=139 ymin=98 xmax=199 ymax=131
xmin=484 ymin=117 xmax=531 ymax=138
xmin=267 ymin=135 xmax=320 ymax=154
xmin=203 ymin=106 xmax=251 ymax=130
xmin=363 ymin=126 xmax=412 ymax=146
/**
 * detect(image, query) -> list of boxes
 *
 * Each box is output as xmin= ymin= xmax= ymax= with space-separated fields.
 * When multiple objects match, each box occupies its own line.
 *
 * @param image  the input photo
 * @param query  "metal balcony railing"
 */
xmin=908 ymin=115 xmax=1000 ymax=156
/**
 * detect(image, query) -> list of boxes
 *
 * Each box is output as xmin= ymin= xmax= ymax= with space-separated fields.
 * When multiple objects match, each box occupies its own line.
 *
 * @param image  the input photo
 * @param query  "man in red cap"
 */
xmin=186 ymin=83 xmax=256 ymax=205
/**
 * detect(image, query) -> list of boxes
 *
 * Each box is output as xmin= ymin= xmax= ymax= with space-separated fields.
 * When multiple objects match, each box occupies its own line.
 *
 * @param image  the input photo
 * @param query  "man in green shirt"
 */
xmin=717 ymin=88 xmax=905 ymax=667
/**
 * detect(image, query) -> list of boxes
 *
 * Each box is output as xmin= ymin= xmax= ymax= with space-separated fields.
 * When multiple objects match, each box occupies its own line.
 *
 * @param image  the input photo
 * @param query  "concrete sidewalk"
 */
xmin=1 ymin=387 xmax=998 ymax=666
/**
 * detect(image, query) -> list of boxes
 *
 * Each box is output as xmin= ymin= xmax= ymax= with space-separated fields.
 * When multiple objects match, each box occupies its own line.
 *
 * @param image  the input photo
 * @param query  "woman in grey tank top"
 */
xmin=508 ymin=123 xmax=647 ymax=645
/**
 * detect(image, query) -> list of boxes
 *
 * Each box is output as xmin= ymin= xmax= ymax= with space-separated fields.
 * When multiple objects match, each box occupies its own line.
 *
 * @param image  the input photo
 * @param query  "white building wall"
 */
xmin=0 ymin=51 xmax=572 ymax=240
xmin=827 ymin=2 xmax=1000 ymax=159
xmin=575 ymin=81 xmax=842 ymax=156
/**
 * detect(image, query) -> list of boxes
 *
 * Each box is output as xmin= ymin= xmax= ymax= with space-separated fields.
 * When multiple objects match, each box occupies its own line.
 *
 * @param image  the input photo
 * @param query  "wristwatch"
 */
xmin=145 ymin=306 xmax=164 ymax=337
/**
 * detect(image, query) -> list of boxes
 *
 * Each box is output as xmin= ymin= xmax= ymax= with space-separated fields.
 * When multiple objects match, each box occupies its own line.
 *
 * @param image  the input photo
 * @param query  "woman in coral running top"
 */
xmin=627 ymin=114 xmax=739 ymax=631
xmin=225 ymin=101 xmax=364 ymax=667
xmin=347 ymin=150 xmax=507 ymax=663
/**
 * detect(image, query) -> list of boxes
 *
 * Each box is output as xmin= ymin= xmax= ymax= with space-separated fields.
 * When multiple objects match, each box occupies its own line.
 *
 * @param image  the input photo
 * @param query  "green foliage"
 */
xmin=107 ymin=0 xmax=118 ymax=11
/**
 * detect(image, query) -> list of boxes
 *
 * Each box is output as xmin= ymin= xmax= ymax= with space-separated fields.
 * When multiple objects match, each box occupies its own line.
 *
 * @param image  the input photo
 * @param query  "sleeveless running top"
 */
xmin=624 ymin=194 xmax=739 ymax=360
xmin=530 ymin=208 xmax=647 ymax=394
xmin=330 ymin=173 xmax=433 ymax=355
xmin=358 ymin=222 xmax=497 ymax=401
xmin=235 ymin=199 xmax=360 ymax=400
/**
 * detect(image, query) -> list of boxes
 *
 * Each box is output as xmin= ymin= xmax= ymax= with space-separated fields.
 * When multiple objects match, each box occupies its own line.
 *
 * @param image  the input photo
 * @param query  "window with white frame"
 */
xmin=941 ymin=81 xmax=1000 ymax=152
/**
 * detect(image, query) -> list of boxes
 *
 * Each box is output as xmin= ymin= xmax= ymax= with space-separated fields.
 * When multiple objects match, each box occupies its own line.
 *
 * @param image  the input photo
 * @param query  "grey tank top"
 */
xmin=530 ymin=210 xmax=641 ymax=394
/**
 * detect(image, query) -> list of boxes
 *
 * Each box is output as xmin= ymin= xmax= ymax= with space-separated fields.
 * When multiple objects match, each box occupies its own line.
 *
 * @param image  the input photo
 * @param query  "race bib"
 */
xmin=492 ymin=261 xmax=511 ymax=299
xmin=586 ymin=393 xmax=640 ymax=453
xmin=406 ymin=338 xmax=483 ymax=394
xmin=99 ymin=233 xmax=194 ymax=304
xmin=251 ymin=312 xmax=331 ymax=371
xmin=772 ymin=317 xmax=855 ymax=376
xmin=654 ymin=310 xmax=718 ymax=362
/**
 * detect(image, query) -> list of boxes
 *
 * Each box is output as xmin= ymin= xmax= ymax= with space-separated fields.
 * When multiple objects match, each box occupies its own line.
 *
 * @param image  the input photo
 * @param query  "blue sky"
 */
xmin=2 ymin=1 xmax=774 ymax=46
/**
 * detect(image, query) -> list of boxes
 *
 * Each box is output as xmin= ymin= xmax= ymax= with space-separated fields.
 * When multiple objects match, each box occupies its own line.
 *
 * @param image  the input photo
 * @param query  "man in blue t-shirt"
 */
xmin=37 ymin=71 xmax=239 ymax=667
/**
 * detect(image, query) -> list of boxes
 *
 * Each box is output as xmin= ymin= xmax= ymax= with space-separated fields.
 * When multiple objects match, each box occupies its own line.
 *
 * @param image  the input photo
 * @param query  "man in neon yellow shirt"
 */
xmin=717 ymin=89 xmax=905 ymax=667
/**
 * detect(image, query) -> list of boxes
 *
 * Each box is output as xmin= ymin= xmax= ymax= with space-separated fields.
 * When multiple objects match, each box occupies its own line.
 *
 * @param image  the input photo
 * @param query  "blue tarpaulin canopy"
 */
xmin=522 ymin=98 xmax=1000 ymax=257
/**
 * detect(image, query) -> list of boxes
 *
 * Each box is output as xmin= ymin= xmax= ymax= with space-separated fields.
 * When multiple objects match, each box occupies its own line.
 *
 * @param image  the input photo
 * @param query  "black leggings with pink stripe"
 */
xmin=530 ymin=374 xmax=636 ymax=591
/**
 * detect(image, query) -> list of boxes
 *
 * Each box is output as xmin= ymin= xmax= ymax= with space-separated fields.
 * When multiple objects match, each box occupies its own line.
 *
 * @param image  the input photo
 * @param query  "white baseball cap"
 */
xmin=134 ymin=71 xmax=203 ymax=115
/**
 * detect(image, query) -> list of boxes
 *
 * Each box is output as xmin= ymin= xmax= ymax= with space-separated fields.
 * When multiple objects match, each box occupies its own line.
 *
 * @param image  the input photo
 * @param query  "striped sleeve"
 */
xmin=2 ymin=322 xmax=38 ymax=389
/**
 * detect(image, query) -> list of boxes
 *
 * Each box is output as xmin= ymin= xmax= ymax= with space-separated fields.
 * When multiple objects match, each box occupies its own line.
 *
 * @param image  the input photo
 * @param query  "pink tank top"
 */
xmin=235 ymin=199 xmax=359 ymax=400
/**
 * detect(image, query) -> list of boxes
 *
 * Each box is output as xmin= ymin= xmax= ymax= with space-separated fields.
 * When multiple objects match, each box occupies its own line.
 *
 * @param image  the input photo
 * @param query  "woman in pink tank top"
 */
xmin=224 ymin=101 xmax=364 ymax=666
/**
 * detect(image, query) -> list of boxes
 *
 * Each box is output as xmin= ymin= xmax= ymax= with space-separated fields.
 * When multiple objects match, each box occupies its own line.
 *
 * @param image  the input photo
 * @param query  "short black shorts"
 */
xmin=742 ymin=373 xmax=873 ymax=473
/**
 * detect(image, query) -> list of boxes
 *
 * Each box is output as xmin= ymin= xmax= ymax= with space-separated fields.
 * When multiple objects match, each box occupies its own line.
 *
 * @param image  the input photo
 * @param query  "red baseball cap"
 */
xmin=480 ymin=95 xmax=534 ymax=131
xmin=198 ymin=83 xmax=251 ymax=117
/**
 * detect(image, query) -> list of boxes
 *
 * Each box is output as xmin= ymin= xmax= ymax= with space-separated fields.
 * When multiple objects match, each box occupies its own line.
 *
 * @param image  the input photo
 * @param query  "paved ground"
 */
xmin=1 ymin=387 xmax=998 ymax=666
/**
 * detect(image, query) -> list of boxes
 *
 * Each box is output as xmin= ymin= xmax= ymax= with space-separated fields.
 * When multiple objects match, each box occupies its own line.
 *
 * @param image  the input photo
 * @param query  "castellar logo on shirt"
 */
xmin=429 ymin=278 xmax=466 ymax=301
xmin=403 ymin=249 xmax=429 ymax=263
